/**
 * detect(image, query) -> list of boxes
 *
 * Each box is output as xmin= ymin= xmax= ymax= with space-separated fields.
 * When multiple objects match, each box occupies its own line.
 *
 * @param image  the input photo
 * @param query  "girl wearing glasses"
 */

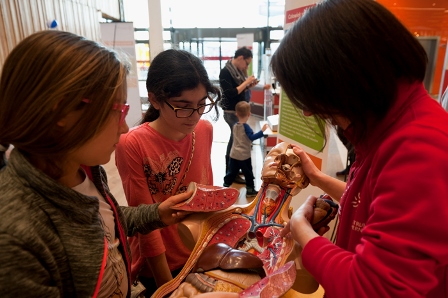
xmin=115 ymin=49 xmax=222 ymax=296
xmin=0 ymin=31 xmax=194 ymax=297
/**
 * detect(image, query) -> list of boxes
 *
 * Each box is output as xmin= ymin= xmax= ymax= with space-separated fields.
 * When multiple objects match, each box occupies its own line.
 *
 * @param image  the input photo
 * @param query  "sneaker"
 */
xmin=246 ymin=188 xmax=258 ymax=197
xmin=234 ymin=176 xmax=246 ymax=184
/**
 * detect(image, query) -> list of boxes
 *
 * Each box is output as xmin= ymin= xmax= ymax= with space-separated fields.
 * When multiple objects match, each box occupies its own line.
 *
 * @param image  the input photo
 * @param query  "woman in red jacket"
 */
xmin=273 ymin=0 xmax=448 ymax=297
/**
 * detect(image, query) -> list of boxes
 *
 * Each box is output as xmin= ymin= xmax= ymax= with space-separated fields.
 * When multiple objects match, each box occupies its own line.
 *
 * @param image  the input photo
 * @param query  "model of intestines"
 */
xmin=153 ymin=142 xmax=338 ymax=298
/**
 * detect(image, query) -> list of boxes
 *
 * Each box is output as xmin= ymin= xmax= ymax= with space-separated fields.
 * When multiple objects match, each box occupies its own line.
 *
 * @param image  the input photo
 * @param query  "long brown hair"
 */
xmin=0 ymin=30 xmax=130 ymax=178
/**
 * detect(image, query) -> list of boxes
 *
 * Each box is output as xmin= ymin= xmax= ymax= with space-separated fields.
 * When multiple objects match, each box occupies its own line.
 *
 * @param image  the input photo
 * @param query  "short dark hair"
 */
xmin=143 ymin=49 xmax=221 ymax=123
xmin=271 ymin=0 xmax=427 ymax=142
xmin=234 ymin=47 xmax=253 ymax=59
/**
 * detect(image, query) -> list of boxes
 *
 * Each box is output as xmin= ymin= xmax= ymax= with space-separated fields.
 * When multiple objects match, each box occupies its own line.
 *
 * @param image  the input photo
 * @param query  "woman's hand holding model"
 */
xmin=290 ymin=144 xmax=347 ymax=202
xmin=280 ymin=143 xmax=346 ymax=248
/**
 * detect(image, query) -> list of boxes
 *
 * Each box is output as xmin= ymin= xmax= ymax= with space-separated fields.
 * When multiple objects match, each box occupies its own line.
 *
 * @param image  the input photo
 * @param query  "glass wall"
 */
xmin=123 ymin=0 xmax=285 ymax=98
xmin=123 ymin=0 xmax=285 ymax=29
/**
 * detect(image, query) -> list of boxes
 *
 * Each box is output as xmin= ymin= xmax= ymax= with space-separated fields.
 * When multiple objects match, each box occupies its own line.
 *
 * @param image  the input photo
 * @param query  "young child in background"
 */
xmin=115 ymin=49 xmax=222 ymax=297
xmin=0 ymin=30 xmax=193 ymax=297
xmin=223 ymin=101 xmax=268 ymax=197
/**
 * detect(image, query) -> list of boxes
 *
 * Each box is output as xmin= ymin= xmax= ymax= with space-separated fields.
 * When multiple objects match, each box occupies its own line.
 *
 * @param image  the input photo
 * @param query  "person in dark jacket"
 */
xmin=219 ymin=47 xmax=259 ymax=181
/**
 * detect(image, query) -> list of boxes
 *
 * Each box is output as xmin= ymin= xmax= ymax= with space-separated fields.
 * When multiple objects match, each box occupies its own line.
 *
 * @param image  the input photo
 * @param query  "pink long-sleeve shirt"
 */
xmin=115 ymin=119 xmax=213 ymax=280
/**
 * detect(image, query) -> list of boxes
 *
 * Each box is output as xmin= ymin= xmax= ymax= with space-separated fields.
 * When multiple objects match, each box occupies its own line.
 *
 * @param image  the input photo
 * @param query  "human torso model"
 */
xmin=152 ymin=142 xmax=338 ymax=297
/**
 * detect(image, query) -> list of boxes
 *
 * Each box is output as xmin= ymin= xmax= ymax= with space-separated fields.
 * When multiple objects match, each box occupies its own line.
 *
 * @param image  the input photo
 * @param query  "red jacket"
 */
xmin=303 ymin=82 xmax=448 ymax=297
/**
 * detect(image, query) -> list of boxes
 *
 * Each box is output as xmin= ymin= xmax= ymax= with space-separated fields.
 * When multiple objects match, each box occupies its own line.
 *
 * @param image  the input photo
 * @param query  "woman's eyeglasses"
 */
xmin=82 ymin=99 xmax=129 ymax=126
xmin=165 ymin=97 xmax=215 ymax=118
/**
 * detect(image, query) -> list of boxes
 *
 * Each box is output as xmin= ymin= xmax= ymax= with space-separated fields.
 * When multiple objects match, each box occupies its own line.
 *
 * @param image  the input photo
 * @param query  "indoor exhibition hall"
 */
xmin=0 ymin=0 xmax=447 ymax=297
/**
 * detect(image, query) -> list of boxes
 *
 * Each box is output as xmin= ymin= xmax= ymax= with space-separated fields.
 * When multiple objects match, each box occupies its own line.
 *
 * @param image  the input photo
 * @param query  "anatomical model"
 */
xmin=154 ymin=142 xmax=338 ymax=298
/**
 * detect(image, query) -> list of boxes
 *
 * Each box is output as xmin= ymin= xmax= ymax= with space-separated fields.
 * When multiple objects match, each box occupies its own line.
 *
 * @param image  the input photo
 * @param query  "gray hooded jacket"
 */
xmin=0 ymin=149 xmax=166 ymax=297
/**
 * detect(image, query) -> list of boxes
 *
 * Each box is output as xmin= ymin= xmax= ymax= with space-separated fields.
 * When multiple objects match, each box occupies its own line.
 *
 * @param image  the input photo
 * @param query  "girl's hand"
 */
xmin=158 ymin=190 xmax=193 ymax=225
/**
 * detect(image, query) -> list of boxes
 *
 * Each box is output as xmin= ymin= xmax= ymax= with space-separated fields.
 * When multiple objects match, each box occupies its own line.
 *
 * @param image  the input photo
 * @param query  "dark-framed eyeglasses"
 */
xmin=165 ymin=96 xmax=215 ymax=118
xmin=245 ymin=59 xmax=250 ymax=66
xmin=82 ymin=99 xmax=130 ymax=126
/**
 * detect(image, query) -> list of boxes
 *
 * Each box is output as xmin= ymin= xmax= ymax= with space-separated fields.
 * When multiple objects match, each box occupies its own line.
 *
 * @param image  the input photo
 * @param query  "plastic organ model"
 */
xmin=153 ymin=142 xmax=338 ymax=298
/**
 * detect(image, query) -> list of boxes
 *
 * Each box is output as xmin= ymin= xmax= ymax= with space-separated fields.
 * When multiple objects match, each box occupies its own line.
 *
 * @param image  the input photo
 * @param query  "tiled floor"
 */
xmin=103 ymin=107 xmax=347 ymax=298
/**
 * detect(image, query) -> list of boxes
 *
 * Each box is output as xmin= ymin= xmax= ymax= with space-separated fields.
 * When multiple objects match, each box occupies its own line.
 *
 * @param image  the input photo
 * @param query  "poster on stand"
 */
xmin=284 ymin=0 xmax=317 ymax=31
xmin=277 ymin=1 xmax=335 ymax=239
xmin=277 ymin=89 xmax=330 ymax=209
xmin=100 ymin=22 xmax=142 ymax=128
